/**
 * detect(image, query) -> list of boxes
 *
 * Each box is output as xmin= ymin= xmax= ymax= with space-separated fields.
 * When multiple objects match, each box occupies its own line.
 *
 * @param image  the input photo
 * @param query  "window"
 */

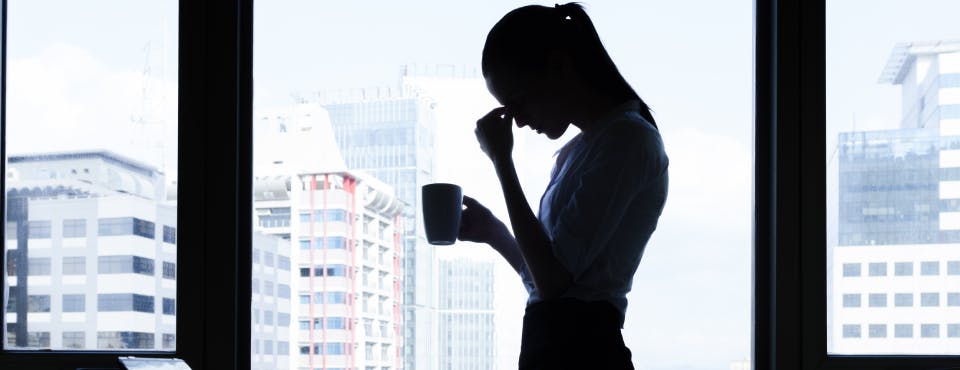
xmin=277 ymin=341 xmax=289 ymax=355
xmin=62 ymin=332 xmax=85 ymax=349
xmin=97 ymin=255 xmax=155 ymax=275
xmin=98 ymin=294 xmax=154 ymax=313
xmin=277 ymin=255 xmax=291 ymax=271
xmin=894 ymin=293 xmax=913 ymax=307
xmin=277 ymin=284 xmax=290 ymax=299
xmin=277 ymin=312 xmax=290 ymax=327
xmin=63 ymin=294 xmax=85 ymax=312
xmin=949 ymin=260 xmax=960 ymax=275
xmin=28 ymin=295 xmax=51 ymax=312
xmin=27 ymin=332 xmax=50 ymax=348
xmin=263 ymin=311 xmax=273 ymax=325
xmin=162 ymin=298 xmax=175 ymax=315
xmin=162 ymin=225 xmax=177 ymax=244
xmin=895 ymin=324 xmax=914 ymax=338
xmin=868 ymin=324 xmax=886 ymax=338
xmin=868 ymin=293 xmax=887 ymax=308
xmin=262 ymin=251 xmax=274 ymax=267
xmin=920 ymin=261 xmax=940 ymax=276
xmin=921 ymin=324 xmax=940 ymax=338
xmin=162 ymin=334 xmax=175 ymax=349
xmin=894 ymin=262 xmax=913 ymax=276
xmin=948 ymin=293 xmax=960 ymax=307
xmin=62 ymin=219 xmax=86 ymax=238
xmin=27 ymin=257 xmax=51 ymax=275
xmin=28 ymin=221 xmax=51 ymax=239
xmin=162 ymin=262 xmax=176 ymax=279
xmin=842 ymin=294 xmax=860 ymax=308
xmin=62 ymin=256 xmax=86 ymax=275
xmin=822 ymin=0 xmax=960 ymax=361
xmin=920 ymin=293 xmax=940 ymax=307
xmin=98 ymin=218 xmax=156 ymax=239
xmin=949 ymin=324 xmax=960 ymax=338
xmin=97 ymin=332 xmax=155 ymax=349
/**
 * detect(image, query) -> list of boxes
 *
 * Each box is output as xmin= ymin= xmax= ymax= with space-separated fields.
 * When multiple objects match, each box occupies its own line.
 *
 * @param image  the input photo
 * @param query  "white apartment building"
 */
xmin=252 ymin=231 xmax=294 ymax=370
xmin=832 ymin=40 xmax=960 ymax=354
xmin=255 ymin=105 xmax=404 ymax=370
xmin=3 ymin=151 xmax=176 ymax=350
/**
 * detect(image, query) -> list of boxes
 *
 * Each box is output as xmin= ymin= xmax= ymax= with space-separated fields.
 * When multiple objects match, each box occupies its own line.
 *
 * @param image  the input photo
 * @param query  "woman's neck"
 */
xmin=569 ymin=90 xmax=629 ymax=134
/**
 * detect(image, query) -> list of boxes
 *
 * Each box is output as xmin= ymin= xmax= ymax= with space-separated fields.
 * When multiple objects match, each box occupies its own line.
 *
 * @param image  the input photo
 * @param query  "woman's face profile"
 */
xmin=485 ymin=68 xmax=571 ymax=140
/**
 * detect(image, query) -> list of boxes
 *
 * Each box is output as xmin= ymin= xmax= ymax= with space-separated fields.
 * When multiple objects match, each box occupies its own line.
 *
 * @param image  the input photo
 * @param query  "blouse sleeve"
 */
xmin=548 ymin=122 xmax=665 ymax=282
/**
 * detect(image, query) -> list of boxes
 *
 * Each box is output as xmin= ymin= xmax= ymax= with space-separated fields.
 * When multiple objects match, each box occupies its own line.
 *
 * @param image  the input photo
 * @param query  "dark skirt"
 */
xmin=519 ymin=297 xmax=634 ymax=370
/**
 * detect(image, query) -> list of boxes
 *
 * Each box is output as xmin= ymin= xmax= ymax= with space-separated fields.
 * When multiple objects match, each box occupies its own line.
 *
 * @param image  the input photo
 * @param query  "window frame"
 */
xmin=0 ymin=0 xmax=252 ymax=368
xmin=756 ymin=0 xmax=960 ymax=368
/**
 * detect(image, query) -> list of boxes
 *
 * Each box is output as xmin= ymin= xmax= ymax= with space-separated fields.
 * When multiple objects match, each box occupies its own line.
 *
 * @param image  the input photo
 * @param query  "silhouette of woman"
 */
xmin=458 ymin=3 xmax=669 ymax=369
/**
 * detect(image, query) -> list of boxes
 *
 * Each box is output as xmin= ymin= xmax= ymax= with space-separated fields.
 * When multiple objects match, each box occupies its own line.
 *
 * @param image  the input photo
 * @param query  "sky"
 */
xmin=5 ymin=0 xmax=960 ymax=369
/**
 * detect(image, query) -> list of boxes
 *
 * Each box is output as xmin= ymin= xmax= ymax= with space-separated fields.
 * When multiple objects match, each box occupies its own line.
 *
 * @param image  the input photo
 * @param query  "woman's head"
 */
xmin=482 ymin=3 xmax=656 ymax=138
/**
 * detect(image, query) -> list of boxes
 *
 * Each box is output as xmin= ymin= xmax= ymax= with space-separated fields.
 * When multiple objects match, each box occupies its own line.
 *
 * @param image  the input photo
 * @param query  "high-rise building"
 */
xmin=255 ymin=106 xmax=405 ymax=370
xmin=832 ymin=40 xmax=960 ymax=353
xmin=317 ymin=80 xmax=439 ymax=370
xmin=252 ymin=231 xmax=294 ymax=370
xmin=437 ymin=257 xmax=495 ymax=370
xmin=3 ymin=151 xmax=176 ymax=350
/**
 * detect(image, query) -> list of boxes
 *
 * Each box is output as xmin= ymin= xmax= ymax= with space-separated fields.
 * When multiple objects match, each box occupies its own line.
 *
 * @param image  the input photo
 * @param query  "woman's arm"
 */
xmin=492 ymin=158 xmax=573 ymax=299
xmin=474 ymin=107 xmax=573 ymax=299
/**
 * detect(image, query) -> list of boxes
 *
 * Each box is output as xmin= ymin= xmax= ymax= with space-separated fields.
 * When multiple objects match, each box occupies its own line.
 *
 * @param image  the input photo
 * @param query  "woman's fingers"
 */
xmin=462 ymin=194 xmax=480 ymax=209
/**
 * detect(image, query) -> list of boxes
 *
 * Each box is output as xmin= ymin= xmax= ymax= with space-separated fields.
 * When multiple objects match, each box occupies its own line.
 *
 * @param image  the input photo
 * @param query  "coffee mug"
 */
xmin=421 ymin=183 xmax=463 ymax=245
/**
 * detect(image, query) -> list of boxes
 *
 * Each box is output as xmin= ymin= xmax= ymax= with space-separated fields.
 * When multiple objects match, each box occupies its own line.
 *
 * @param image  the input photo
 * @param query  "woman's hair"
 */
xmin=482 ymin=3 xmax=656 ymax=127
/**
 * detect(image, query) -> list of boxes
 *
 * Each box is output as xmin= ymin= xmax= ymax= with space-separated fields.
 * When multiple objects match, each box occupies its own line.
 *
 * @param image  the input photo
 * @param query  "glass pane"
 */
xmin=3 ymin=1 xmax=178 ymax=351
xmin=827 ymin=0 xmax=960 ymax=355
xmin=254 ymin=1 xmax=750 ymax=369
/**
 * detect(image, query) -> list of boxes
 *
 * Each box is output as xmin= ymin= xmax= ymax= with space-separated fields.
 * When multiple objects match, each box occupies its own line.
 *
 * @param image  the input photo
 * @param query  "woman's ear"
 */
xmin=545 ymin=50 xmax=576 ymax=85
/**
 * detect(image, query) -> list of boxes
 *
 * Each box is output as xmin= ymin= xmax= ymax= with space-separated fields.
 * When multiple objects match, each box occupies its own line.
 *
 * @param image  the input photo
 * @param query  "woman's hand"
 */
xmin=475 ymin=107 xmax=514 ymax=163
xmin=459 ymin=195 xmax=509 ymax=245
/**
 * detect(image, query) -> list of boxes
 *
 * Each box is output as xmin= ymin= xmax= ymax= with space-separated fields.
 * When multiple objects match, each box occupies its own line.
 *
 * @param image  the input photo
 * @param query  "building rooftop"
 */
xmin=879 ymin=39 xmax=960 ymax=84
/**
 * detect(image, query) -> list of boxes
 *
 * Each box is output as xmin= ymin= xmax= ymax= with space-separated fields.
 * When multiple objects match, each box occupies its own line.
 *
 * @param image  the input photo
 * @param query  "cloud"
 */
xmin=6 ymin=43 xmax=178 ymax=175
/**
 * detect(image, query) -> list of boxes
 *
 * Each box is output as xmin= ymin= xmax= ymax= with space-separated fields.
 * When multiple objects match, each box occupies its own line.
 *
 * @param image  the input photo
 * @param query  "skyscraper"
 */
xmin=318 ymin=83 xmax=440 ymax=370
xmin=255 ymin=105 xmax=405 ymax=369
xmin=3 ymin=151 xmax=176 ymax=350
xmin=251 ymin=231 xmax=294 ymax=370
xmin=832 ymin=40 xmax=960 ymax=353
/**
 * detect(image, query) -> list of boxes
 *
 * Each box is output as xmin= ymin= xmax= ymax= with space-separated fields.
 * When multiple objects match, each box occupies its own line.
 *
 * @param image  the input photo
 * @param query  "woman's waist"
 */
xmin=524 ymin=296 xmax=626 ymax=328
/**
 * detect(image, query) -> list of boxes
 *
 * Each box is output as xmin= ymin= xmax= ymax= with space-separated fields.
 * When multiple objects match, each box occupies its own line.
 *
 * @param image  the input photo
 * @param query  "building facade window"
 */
xmin=949 ymin=323 xmax=960 ymax=338
xmin=62 ymin=219 xmax=86 ymax=238
xmin=868 ymin=324 xmax=886 ymax=338
xmin=948 ymin=292 xmax=960 ymax=306
xmin=894 ymin=293 xmax=913 ymax=307
xmin=948 ymin=260 xmax=960 ymax=275
xmin=277 ymin=341 xmax=289 ymax=355
xmin=263 ymin=310 xmax=273 ymax=325
xmin=28 ymin=220 xmax=51 ymax=239
xmin=277 ymin=255 xmax=290 ymax=271
xmin=27 ymin=257 xmax=51 ymax=275
xmin=868 ymin=293 xmax=887 ymax=307
xmin=895 ymin=324 xmax=913 ymax=338
xmin=842 ymin=293 xmax=861 ymax=307
xmin=62 ymin=331 xmax=85 ymax=349
xmin=162 ymin=225 xmax=177 ymax=244
xmin=27 ymin=332 xmax=50 ymax=347
xmin=28 ymin=295 xmax=51 ymax=312
xmin=868 ymin=262 xmax=887 ymax=276
xmin=97 ymin=331 xmax=154 ymax=349
xmin=162 ymin=261 xmax=176 ymax=279
xmin=163 ymin=298 xmax=175 ymax=315
xmin=920 ymin=292 xmax=940 ymax=307
xmin=98 ymin=293 xmax=155 ymax=313
xmin=62 ymin=294 xmax=85 ymax=312
xmin=263 ymin=251 xmax=274 ymax=267
xmin=277 ymin=283 xmax=290 ymax=299
xmin=894 ymin=261 xmax=913 ymax=276
xmin=277 ymin=312 xmax=290 ymax=327
xmin=98 ymin=255 xmax=155 ymax=275
xmin=921 ymin=324 xmax=940 ymax=338
xmin=62 ymin=256 xmax=86 ymax=275
xmin=920 ymin=261 xmax=940 ymax=276
xmin=163 ymin=334 xmax=175 ymax=349
xmin=98 ymin=217 xmax=155 ymax=239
